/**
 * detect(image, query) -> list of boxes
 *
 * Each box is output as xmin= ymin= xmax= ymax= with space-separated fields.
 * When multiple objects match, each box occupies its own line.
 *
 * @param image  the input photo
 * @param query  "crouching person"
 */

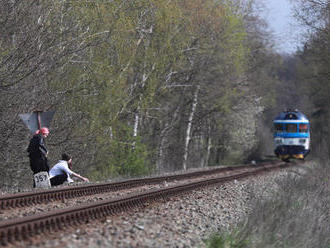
xmin=49 ymin=153 xmax=89 ymax=187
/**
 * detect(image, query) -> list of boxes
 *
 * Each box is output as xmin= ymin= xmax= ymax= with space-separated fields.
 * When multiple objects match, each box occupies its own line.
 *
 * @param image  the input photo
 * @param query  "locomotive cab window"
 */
xmin=286 ymin=123 xmax=297 ymax=133
xmin=299 ymin=124 xmax=309 ymax=133
xmin=274 ymin=123 xmax=284 ymax=132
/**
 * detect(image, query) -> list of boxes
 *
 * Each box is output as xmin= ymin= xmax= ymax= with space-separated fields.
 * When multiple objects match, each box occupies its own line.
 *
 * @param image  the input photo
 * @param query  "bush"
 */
xmin=205 ymin=231 xmax=249 ymax=248
xmin=90 ymin=134 xmax=155 ymax=180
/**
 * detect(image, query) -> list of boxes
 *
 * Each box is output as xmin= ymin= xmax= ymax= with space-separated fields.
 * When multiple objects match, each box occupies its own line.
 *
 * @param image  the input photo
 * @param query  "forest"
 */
xmin=0 ymin=0 xmax=328 ymax=189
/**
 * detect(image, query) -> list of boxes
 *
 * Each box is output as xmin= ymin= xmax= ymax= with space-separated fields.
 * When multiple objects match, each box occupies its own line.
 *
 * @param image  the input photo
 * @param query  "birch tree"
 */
xmin=182 ymin=86 xmax=200 ymax=170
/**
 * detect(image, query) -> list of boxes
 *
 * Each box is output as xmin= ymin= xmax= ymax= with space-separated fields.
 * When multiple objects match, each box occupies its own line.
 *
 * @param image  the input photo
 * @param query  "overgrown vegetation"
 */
xmin=205 ymin=231 xmax=249 ymax=248
xmin=206 ymin=162 xmax=330 ymax=248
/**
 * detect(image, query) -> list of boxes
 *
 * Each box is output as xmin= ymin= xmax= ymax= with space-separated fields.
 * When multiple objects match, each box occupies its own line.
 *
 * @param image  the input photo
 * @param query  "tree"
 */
xmin=292 ymin=0 xmax=330 ymax=157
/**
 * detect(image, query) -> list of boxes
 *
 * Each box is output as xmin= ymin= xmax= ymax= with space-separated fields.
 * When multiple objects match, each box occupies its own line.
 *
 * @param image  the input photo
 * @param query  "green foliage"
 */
xmin=1 ymin=0 xmax=276 ymax=186
xmin=205 ymin=232 xmax=250 ymax=248
xmin=67 ymin=0 xmax=258 ymax=172
xmin=113 ymin=138 xmax=153 ymax=177
xmin=89 ymin=124 xmax=154 ymax=180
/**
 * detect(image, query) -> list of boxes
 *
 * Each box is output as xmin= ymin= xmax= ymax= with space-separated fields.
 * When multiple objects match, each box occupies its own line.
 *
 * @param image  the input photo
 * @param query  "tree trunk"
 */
xmin=132 ymin=105 xmax=140 ymax=150
xmin=156 ymin=105 xmax=180 ymax=171
xmin=182 ymin=85 xmax=200 ymax=171
xmin=202 ymin=122 xmax=212 ymax=168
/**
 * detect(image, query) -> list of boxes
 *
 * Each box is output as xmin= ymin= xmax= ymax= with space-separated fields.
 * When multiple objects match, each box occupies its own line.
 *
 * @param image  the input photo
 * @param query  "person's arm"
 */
xmin=71 ymin=172 xmax=89 ymax=182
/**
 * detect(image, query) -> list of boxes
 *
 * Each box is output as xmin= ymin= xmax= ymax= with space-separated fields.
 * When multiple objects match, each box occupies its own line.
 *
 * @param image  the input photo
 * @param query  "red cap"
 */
xmin=35 ymin=127 xmax=50 ymax=135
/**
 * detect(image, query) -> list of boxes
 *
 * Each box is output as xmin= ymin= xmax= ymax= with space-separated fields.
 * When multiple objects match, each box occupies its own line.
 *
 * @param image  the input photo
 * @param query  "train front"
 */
xmin=273 ymin=110 xmax=310 ymax=161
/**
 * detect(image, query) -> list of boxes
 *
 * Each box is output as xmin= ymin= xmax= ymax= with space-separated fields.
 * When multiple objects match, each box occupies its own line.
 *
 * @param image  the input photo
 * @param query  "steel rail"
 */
xmin=0 ymin=162 xmax=268 ymax=210
xmin=0 ymin=161 xmax=291 ymax=246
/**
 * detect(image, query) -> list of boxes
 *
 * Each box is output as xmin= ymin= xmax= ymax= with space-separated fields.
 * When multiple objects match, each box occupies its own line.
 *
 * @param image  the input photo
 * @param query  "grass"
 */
xmin=205 ymin=160 xmax=330 ymax=248
xmin=205 ymin=232 xmax=250 ymax=248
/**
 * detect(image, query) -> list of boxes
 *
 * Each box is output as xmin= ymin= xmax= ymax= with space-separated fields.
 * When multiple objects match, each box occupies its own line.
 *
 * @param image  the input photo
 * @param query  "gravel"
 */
xmin=10 ymin=163 xmax=309 ymax=248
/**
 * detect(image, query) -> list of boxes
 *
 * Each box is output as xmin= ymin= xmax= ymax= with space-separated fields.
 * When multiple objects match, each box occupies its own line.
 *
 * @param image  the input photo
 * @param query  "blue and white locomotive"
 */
xmin=273 ymin=110 xmax=310 ymax=161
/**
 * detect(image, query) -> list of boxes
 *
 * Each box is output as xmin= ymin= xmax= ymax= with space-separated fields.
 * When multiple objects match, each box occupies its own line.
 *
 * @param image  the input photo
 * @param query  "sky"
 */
xmin=261 ymin=0 xmax=307 ymax=54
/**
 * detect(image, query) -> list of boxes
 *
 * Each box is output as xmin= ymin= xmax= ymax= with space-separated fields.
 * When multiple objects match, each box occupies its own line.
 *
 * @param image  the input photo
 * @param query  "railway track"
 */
xmin=0 ymin=162 xmax=270 ymax=210
xmin=0 ymin=161 xmax=296 ymax=246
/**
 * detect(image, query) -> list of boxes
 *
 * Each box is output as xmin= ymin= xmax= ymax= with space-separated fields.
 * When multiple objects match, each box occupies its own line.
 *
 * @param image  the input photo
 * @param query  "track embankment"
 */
xmin=0 ymin=161 xmax=301 ymax=247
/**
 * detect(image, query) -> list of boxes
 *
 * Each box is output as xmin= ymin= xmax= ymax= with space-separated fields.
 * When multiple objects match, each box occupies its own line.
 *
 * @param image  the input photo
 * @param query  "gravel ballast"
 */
xmin=12 ymin=164 xmax=309 ymax=248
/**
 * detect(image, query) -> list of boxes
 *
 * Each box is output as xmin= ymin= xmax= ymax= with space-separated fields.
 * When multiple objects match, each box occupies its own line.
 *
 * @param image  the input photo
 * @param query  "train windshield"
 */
xmin=274 ymin=123 xmax=284 ymax=132
xmin=299 ymin=123 xmax=309 ymax=133
xmin=286 ymin=123 xmax=297 ymax=133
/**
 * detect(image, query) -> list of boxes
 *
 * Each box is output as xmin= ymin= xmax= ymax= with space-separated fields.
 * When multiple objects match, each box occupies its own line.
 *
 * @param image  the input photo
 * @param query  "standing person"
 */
xmin=27 ymin=127 xmax=50 ymax=175
xmin=49 ymin=153 xmax=89 ymax=186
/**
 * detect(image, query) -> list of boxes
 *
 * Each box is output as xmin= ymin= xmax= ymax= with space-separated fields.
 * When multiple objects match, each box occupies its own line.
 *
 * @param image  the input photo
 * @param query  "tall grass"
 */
xmin=204 ymin=231 xmax=250 ymax=248
xmin=206 ymin=161 xmax=330 ymax=248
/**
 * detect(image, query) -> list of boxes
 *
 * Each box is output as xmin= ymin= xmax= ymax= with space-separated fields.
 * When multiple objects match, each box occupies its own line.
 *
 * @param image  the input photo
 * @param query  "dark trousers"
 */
xmin=50 ymin=173 xmax=68 ymax=187
xmin=29 ymin=156 xmax=49 ymax=174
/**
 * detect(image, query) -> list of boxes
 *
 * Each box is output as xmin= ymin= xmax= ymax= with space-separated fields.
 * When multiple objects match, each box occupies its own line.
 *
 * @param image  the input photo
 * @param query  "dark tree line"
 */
xmin=281 ymin=0 xmax=330 ymax=159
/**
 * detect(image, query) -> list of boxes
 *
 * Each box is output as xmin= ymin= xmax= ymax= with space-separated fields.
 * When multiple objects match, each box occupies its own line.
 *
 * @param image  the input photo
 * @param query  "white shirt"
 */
xmin=49 ymin=160 xmax=74 ymax=183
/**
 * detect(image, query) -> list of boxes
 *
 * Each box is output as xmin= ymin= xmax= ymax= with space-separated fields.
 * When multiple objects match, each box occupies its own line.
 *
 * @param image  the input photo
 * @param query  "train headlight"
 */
xmin=299 ymin=139 xmax=306 ymax=144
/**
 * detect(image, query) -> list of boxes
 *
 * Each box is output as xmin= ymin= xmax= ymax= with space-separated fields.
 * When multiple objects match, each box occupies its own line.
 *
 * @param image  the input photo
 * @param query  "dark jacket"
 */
xmin=27 ymin=134 xmax=49 ymax=174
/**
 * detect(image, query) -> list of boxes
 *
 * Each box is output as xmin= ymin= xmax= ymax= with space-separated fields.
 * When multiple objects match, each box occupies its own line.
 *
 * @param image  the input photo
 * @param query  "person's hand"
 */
xmin=83 ymin=177 xmax=89 ymax=182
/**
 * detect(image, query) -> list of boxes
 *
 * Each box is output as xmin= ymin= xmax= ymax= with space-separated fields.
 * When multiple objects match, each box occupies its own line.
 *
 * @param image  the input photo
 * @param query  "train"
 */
xmin=273 ymin=109 xmax=310 ymax=161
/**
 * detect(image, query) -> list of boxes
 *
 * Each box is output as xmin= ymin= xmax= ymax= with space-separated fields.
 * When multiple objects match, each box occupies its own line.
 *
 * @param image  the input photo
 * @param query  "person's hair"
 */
xmin=61 ymin=153 xmax=71 ymax=161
